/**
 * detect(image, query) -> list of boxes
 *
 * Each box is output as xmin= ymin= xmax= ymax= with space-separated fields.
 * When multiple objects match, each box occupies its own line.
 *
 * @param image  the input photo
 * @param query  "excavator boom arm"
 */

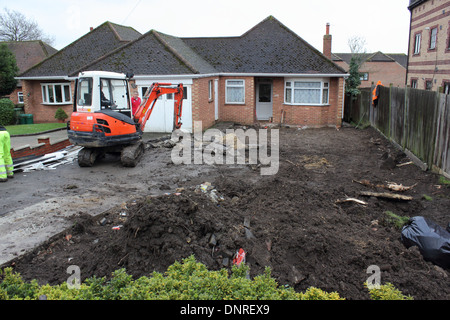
xmin=134 ymin=83 xmax=184 ymax=132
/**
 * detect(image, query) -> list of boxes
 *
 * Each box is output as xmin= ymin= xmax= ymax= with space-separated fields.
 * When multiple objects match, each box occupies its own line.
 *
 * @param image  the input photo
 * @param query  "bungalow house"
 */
xmin=2 ymin=40 xmax=57 ymax=105
xmin=18 ymin=16 xmax=348 ymax=132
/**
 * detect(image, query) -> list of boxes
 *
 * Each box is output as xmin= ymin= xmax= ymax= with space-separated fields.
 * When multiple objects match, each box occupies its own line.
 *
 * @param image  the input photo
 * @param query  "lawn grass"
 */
xmin=5 ymin=123 xmax=67 ymax=135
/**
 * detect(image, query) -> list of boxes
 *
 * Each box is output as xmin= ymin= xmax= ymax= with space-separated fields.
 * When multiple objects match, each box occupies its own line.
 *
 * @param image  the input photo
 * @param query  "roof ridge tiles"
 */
xmin=152 ymin=31 xmax=199 ymax=74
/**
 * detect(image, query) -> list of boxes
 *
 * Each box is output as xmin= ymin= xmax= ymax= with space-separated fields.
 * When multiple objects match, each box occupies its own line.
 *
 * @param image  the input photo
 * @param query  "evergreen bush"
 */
xmin=0 ymin=99 xmax=15 ymax=126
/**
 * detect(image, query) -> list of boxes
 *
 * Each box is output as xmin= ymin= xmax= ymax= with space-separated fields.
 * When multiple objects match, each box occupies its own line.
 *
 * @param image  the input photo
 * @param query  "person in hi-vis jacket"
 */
xmin=0 ymin=125 xmax=14 ymax=182
xmin=372 ymin=81 xmax=383 ymax=107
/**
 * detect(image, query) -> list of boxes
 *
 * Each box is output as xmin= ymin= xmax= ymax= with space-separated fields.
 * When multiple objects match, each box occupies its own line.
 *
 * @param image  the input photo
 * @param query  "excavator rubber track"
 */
xmin=77 ymin=148 xmax=102 ymax=167
xmin=120 ymin=141 xmax=145 ymax=167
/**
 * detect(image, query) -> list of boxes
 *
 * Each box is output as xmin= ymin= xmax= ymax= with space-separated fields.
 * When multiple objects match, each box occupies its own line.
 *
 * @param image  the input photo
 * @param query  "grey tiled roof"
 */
xmin=21 ymin=16 xmax=347 ymax=78
xmin=76 ymin=31 xmax=196 ymax=76
xmin=333 ymin=52 xmax=407 ymax=68
xmin=182 ymin=16 xmax=345 ymax=74
xmin=155 ymin=32 xmax=217 ymax=74
xmin=19 ymin=22 xmax=141 ymax=78
xmin=2 ymin=40 xmax=57 ymax=73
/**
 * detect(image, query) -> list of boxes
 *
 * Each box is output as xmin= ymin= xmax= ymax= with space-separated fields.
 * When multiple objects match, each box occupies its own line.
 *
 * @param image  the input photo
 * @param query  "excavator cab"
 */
xmin=75 ymin=71 xmax=132 ymax=117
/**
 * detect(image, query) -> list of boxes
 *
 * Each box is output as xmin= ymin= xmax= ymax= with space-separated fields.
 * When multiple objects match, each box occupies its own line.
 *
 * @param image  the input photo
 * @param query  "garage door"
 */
xmin=136 ymin=82 xmax=192 ymax=133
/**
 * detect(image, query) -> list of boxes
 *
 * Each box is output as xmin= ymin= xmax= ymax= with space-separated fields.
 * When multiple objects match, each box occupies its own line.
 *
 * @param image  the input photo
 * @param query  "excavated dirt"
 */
xmin=3 ymin=125 xmax=450 ymax=300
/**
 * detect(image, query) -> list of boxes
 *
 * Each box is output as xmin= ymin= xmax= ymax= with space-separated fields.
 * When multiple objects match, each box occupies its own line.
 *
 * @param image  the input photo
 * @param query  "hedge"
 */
xmin=0 ymin=255 xmax=411 ymax=300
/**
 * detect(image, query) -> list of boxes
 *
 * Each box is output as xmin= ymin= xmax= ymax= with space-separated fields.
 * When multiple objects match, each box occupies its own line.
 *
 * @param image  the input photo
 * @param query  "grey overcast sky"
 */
xmin=2 ymin=0 xmax=412 ymax=54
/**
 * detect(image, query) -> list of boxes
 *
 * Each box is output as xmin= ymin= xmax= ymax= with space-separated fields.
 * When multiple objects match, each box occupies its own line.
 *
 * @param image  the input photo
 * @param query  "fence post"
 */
xmin=388 ymin=84 xmax=392 ymax=139
xmin=403 ymin=86 xmax=409 ymax=149
xmin=370 ymin=83 xmax=375 ymax=126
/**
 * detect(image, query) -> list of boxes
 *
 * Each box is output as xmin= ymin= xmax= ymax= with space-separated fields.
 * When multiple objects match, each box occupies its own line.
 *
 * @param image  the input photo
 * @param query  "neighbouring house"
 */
xmin=18 ymin=16 xmax=348 ymax=132
xmin=332 ymin=52 xmax=407 ymax=88
xmin=406 ymin=0 xmax=450 ymax=93
xmin=2 ymin=40 xmax=57 ymax=105
xmin=17 ymin=22 xmax=142 ymax=124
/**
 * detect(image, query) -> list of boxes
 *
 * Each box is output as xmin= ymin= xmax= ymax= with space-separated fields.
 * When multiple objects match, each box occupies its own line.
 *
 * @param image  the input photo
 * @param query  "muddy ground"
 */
xmin=1 ymin=124 xmax=449 ymax=300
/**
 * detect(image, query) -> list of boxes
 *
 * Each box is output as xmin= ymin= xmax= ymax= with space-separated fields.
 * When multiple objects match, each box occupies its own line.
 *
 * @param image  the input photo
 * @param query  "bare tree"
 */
xmin=347 ymin=35 xmax=368 ymax=69
xmin=347 ymin=35 xmax=367 ymax=54
xmin=0 ymin=8 xmax=54 ymax=44
xmin=346 ymin=36 xmax=368 ymax=96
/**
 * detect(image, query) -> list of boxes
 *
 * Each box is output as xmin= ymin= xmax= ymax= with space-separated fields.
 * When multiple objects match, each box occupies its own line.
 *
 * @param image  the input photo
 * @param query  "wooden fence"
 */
xmin=344 ymin=86 xmax=450 ymax=177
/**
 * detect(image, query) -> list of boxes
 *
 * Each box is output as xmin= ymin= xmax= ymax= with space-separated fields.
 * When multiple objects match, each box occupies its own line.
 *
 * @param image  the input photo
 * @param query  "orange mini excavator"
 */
xmin=67 ymin=71 xmax=183 ymax=167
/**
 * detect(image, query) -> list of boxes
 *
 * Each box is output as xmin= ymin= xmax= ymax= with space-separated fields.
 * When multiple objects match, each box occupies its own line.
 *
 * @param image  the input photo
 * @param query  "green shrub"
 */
xmin=0 ymin=99 xmax=15 ymax=126
xmin=438 ymin=176 xmax=450 ymax=186
xmin=54 ymin=107 xmax=68 ymax=121
xmin=0 ymin=268 xmax=40 ymax=299
xmin=382 ymin=211 xmax=410 ymax=229
xmin=365 ymin=282 xmax=413 ymax=300
xmin=0 ymin=256 xmax=412 ymax=300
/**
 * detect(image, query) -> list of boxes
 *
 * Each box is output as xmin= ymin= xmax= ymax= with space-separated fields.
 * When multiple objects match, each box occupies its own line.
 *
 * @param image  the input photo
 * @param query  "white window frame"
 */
xmin=360 ymin=73 xmax=369 ymax=81
xmin=284 ymin=79 xmax=330 ymax=106
xmin=17 ymin=92 xmax=24 ymax=104
xmin=41 ymin=83 xmax=72 ymax=105
xmin=208 ymin=80 xmax=213 ymax=101
xmin=429 ymin=27 xmax=437 ymax=50
xmin=225 ymin=79 xmax=245 ymax=104
xmin=414 ymin=33 xmax=421 ymax=54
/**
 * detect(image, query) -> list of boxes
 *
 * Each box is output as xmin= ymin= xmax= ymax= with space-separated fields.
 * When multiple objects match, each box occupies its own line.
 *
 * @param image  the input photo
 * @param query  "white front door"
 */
xmin=256 ymin=82 xmax=273 ymax=120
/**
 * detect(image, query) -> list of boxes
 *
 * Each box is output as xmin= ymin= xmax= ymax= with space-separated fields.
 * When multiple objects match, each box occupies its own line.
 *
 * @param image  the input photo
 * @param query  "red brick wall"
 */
xmin=192 ymin=77 xmax=216 ymax=130
xmin=276 ymin=77 xmax=343 ymax=127
xmin=6 ymin=87 xmax=22 ymax=105
xmin=23 ymin=76 xmax=344 ymax=129
xmin=193 ymin=76 xmax=344 ymax=129
xmin=10 ymin=137 xmax=72 ymax=159
xmin=219 ymin=76 xmax=255 ymax=125
xmin=22 ymin=80 xmax=74 ymax=123
xmin=360 ymin=61 xmax=406 ymax=88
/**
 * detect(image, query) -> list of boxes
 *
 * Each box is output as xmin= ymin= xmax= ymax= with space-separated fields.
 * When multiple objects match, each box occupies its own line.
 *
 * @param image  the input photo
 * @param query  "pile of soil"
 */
xmin=5 ymin=126 xmax=450 ymax=300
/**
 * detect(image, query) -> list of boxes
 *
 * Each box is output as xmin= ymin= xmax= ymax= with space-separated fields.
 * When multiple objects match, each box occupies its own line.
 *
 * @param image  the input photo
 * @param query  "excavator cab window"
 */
xmin=77 ymin=77 xmax=93 ymax=107
xmin=100 ymin=78 xmax=132 ymax=117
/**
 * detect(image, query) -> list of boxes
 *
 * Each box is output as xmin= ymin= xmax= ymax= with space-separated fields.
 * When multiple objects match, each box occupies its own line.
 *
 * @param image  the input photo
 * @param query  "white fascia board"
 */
xmin=18 ymin=73 xmax=349 ymax=81
xmin=215 ymin=73 xmax=350 ymax=78
xmin=15 ymin=76 xmax=76 ymax=81
xmin=133 ymin=76 xmax=194 ymax=86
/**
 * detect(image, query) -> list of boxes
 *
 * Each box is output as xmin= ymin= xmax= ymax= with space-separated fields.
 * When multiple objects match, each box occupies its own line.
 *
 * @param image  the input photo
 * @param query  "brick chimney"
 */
xmin=323 ymin=23 xmax=332 ymax=59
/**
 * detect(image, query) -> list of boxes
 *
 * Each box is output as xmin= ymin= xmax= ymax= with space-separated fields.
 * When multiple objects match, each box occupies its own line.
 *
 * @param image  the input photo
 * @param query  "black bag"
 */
xmin=401 ymin=216 xmax=450 ymax=269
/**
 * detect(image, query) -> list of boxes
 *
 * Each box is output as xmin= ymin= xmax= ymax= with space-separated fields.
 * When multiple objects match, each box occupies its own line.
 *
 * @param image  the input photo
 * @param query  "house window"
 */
xmin=208 ymin=80 xmax=213 ymax=101
xmin=41 ymin=83 xmax=72 ymax=104
xmin=17 ymin=92 xmax=24 ymax=104
xmin=429 ymin=27 xmax=438 ymax=50
xmin=360 ymin=73 xmax=369 ymax=81
xmin=425 ymin=80 xmax=433 ymax=91
xmin=226 ymin=80 xmax=245 ymax=104
xmin=414 ymin=33 xmax=421 ymax=54
xmin=411 ymin=79 xmax=418 ymax=88
xmin=443 ymin=82 xmax=450 ymax=95
xmin=284 ymin=80 xmax=329 ymax=105
xmin=76 ymin=77 xmax=93 ymax=106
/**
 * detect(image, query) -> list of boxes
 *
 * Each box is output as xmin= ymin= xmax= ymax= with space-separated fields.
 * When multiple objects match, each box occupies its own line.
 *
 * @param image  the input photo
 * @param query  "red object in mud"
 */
xmin=233 ymin=248 xmax=246 ymax=266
